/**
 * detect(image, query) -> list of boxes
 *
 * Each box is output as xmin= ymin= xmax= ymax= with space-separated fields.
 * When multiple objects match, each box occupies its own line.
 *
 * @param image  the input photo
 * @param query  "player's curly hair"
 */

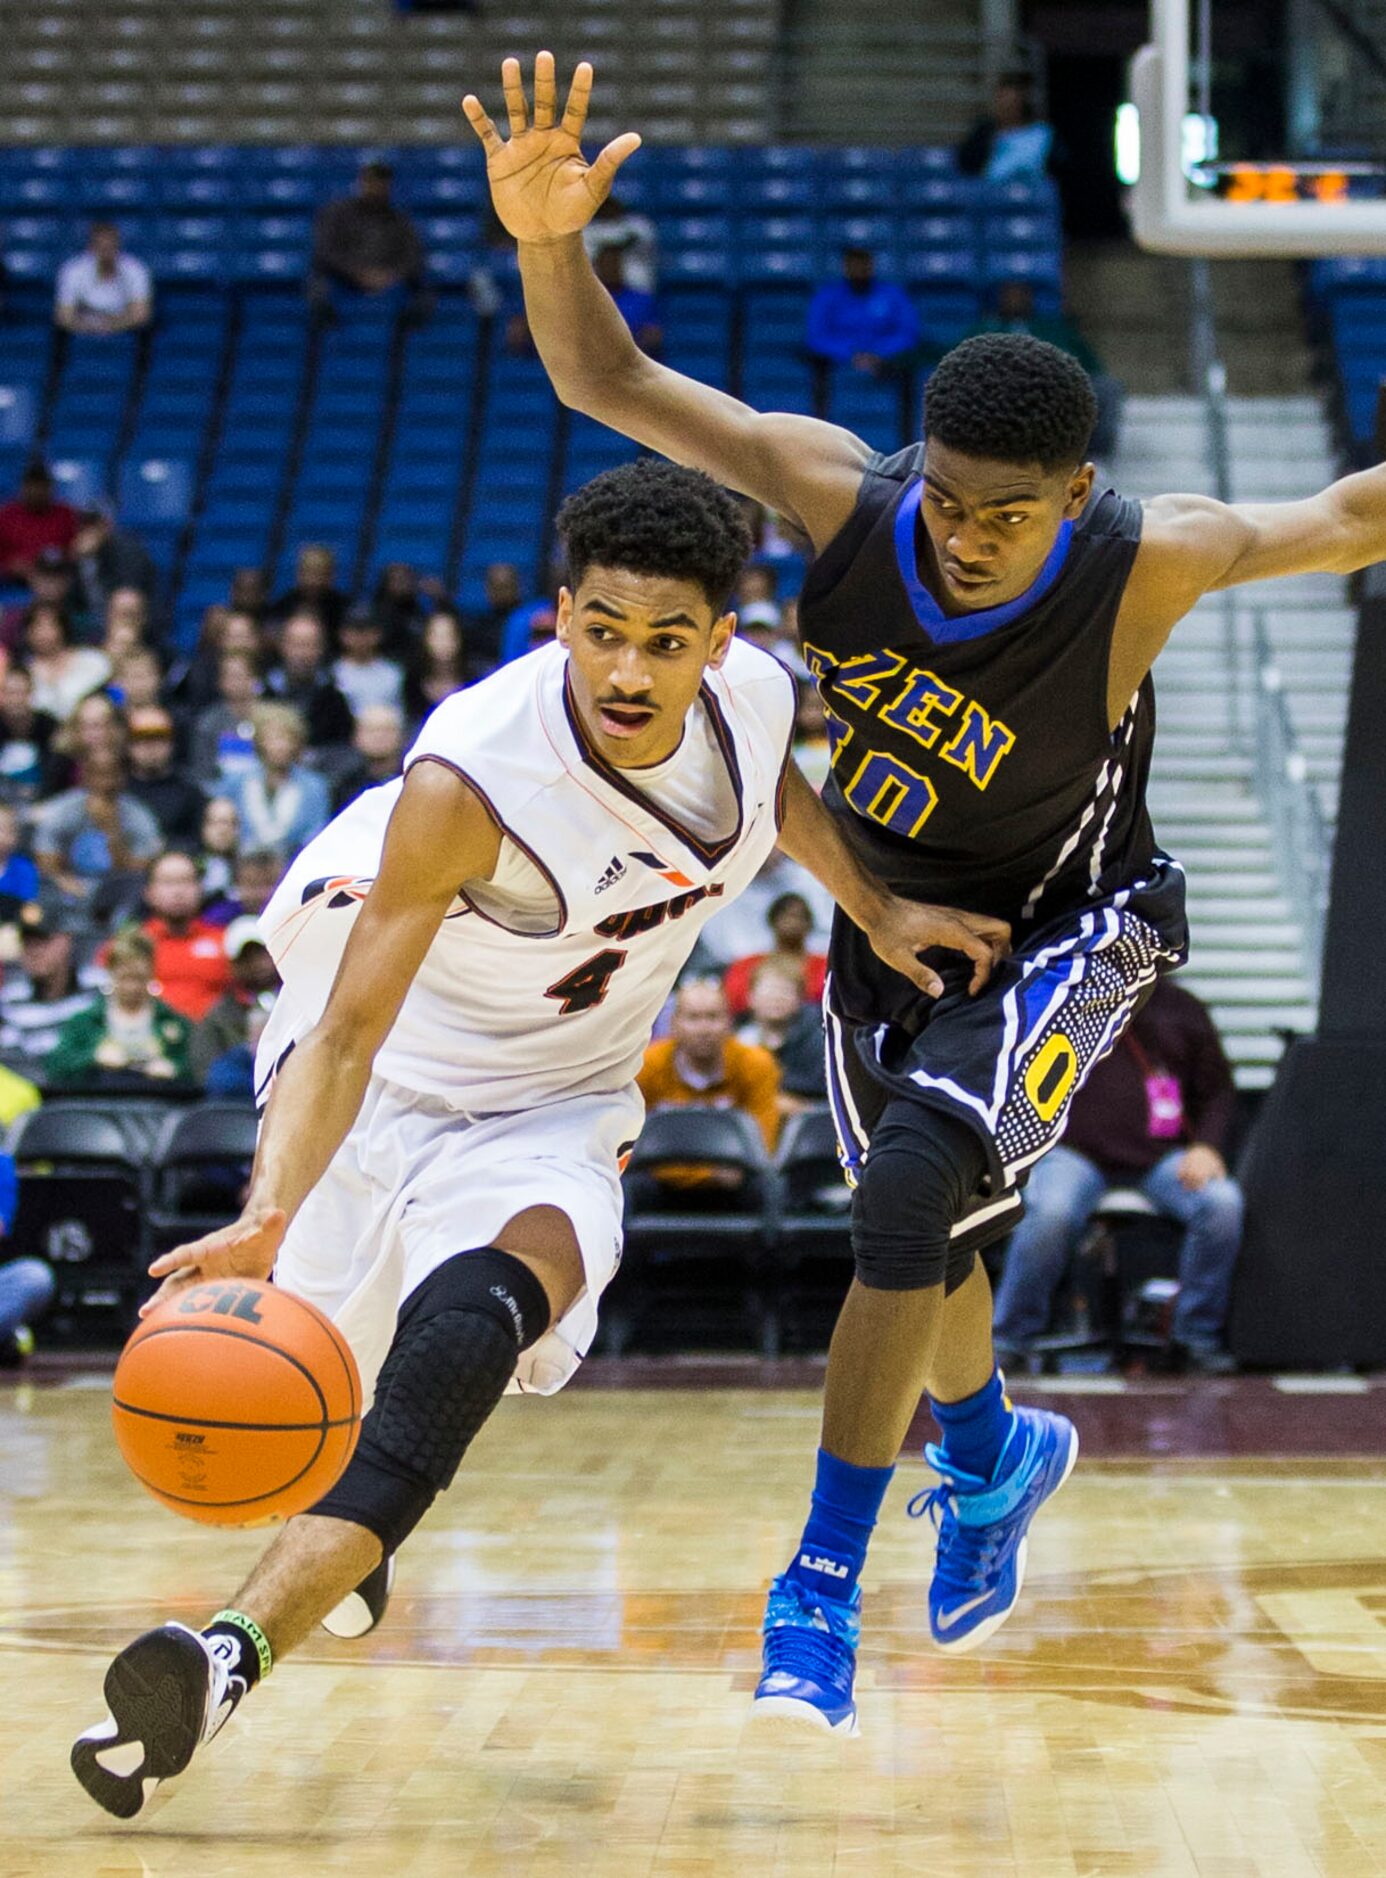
xmin=557 ymin=460 xmax=752 ymax=612
xmin=925 ymin=333 xmax=1097 ymax=471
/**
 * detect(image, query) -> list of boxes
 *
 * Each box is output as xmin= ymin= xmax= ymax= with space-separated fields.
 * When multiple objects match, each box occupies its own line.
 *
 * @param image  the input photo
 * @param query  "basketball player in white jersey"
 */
xmin=72 ymin=461 xmax=1009 ymax=1817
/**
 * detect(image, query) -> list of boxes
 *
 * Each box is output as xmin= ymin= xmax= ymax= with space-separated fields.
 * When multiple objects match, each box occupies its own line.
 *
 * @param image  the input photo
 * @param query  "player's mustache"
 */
xmin=598 ymin=697 xmax=657 ymax=712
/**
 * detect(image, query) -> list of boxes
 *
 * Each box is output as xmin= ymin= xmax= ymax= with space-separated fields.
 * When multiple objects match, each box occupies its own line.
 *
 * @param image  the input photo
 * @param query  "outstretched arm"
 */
xmin=464 ymin=54 xmax=869 ymax=553
xmin=776 ymin=761 xmax=1011 ymax=998
xmin=143 ymin=761 xmax=502 ymax=1308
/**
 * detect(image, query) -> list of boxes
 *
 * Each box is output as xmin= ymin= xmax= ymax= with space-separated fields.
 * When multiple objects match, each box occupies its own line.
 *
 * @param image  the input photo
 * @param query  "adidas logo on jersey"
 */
xmin=594 ymin=855 xmax=627 ymax=894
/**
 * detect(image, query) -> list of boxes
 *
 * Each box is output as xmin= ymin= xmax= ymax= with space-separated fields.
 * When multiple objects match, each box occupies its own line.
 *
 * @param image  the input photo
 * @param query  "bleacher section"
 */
xmin=0 ymin=146 xmax=1063 ymax=636
xmin=1315 ymin=256 xmax=1386 ymax=454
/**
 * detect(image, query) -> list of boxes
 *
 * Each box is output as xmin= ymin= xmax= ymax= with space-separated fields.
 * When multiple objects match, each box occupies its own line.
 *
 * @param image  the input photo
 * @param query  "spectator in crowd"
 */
xmin=696 ymin=847 xmax=834 ymax=971
xmin=404 ymin=607 xmax=468 ymax=722
xmin=0 ymin=802 xmax=40 ymax=912
xmin=100 ymin=586 xmax=151 ymax=664
xmin=220 ymin=847 xmax=282 ymax=923
xmin=0 ymin=899 xmax=98 ymax=1069
xmin=24 ymin=603 xmax=110 ymax=723
xmin=582 ymin=193 xmax=658 ymax=294
xmin=637 ymin=979 xmax=782 ymax=1183
xmin=371 ymin=562 xmax=441 ymax=658
xmin=737 ymin=564 xmax=780 ymax=616
xmin=137 ymin=849 xmax=233 ymax=1023
xmin=30 ymin=744 xmax=162 ymax=906
xmin=196 ymin=796 xmax=241 ymax=914
xmin=108 ymin=645 xmax=164 ymax=716
xmin=54 ymin=689 xmax=123 ymax=777
xmin=0 ymin=464 xmax=79 ymax=583
xmin=498 ymin=589 xmax=559 ymax=666
xmin=192 ymin=650 xmax=262 ymax=789
xmin=0 ymin=667 xmax=63 ymax=805
xmin=267 ymin=545 xmax=349 ymax=642
xmin=966 ymin=278 xmax=1121 ymax=455
xmin=957 ymin=70 xmax=1059 ymax=183
xmin=331 ymin=703 xmax=405 ymax=813
xmin=736 ymin=960 xmax=827 ymax=1113
xmin=124 ymin=706 xmax=204 ymax=847
xmin=723 ymin=891 xmax=828 ymax=1019
xmin=805 ymin=248 xmax=921 ymax=398
xmin=230 ymin=567 xmax=268 ymax=620
xmin=792 ymin=679 xmax=831 ymax=791
xmin=592 ymin=247 xmax=662 ymax=358
xmin=70 ymin=503 xmax=158 ymax=617
xmin=46 ymin=926 xmax=191 ymax=1087
xmin=223 ymin=702 xmax=330 ymax=859
xmin=55 ymin=222 xmax=153 ymax=336
xmin=459 ymin=563 xmax=521 ymax=674
xmin=263 ymin=610 xmax=354 ymax=749
xmin=992 ymin=975 xmax=1244 ymax=1372
xmin=205 ymin=998 xmax=273 ymax=1103
xmin=309 ymin=161 xmax=428 ymax=322
xmin=0 ymin=1249 xmax=54 ymax=1367
xmin=189 ymin=916 xmax=279 ymax=1084
xmin=469 ymin=208 xmax=523 ymax=324
xmin=332 ymin=606 xmax=404 ymax=718
xmin=5 ymin=545 xmax=86 ymax=648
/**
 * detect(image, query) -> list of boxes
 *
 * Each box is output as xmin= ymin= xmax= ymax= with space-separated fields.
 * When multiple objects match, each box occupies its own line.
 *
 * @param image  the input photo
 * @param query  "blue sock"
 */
xmin=787 ymin=1448 xmax=895 ymax=1600
xmin=929 ymin=1368 xmax=1016 ymax=1482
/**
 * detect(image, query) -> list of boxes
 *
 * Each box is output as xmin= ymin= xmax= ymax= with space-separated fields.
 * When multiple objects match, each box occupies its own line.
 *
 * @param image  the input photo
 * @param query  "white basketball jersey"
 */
xmin=258 ymin=638 xmax=796 ymax=1111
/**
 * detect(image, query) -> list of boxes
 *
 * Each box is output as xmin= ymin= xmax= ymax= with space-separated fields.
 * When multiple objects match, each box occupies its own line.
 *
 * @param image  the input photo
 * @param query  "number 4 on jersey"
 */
xmin=544 ymin=947 xmax=628 ymax=1015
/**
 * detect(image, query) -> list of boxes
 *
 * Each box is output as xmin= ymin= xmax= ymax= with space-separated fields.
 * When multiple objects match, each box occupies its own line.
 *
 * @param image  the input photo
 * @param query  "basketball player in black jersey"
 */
xmin=471 ymin=55 xmax=1386 ymax=1733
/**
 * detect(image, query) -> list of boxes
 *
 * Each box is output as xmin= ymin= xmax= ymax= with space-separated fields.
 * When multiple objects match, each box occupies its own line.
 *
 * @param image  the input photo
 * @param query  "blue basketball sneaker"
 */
xmin=910 ymin=1405 xmax=1078 ymax=1655
xmin=751 ymin=1571 xmax=862 ymax=1736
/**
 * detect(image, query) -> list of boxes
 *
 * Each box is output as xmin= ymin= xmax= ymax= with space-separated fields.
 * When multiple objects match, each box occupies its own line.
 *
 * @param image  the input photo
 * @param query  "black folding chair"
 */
xmin=607 ymin=1105 xmax=781 ymax=1356
xmin=773 ymin=1106 xmax=855 ymax=1349
xmin=7 ymin=1103 xmax=152 ymax=1323
xmin=148 ymin=1103 xmax=261 ymax=1251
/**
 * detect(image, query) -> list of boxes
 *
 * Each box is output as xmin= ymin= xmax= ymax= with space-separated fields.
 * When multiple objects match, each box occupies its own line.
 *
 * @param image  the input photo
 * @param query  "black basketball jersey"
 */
xmin=798 ymin=445 xmax=1169 ymax=1023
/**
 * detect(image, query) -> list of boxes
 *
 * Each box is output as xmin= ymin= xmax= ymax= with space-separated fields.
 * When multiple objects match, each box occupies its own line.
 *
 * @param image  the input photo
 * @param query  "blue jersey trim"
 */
xmin=892 ymin=480 xmax=1074 ymax=644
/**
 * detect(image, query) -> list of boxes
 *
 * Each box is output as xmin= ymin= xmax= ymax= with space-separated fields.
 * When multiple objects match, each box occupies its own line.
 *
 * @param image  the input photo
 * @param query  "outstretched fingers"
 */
xmin=461 ymin=93 xmax=503 ymax=156
xmin=588 ymin=132 xmax=644 ymax=200
xmin=561 ymin=59 xmax=594 ymax=138
xmin=501 ymin=55 xmax=529 ymax=136
xmin=531 ymin=47 xmax=558 ymax=130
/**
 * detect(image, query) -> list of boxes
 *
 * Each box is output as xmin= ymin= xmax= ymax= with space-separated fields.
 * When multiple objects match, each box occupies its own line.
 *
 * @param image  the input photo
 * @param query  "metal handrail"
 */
xmin=1249 ymin=613 xmax=1332 ymax=988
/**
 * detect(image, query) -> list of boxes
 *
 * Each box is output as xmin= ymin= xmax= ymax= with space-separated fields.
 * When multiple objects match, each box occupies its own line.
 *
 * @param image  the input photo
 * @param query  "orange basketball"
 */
xmin=112 ymin=1278 xmax=361 ymax=1527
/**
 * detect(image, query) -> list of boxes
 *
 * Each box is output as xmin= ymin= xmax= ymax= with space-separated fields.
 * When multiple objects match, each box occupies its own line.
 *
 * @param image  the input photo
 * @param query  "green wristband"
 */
xmin=210 ymin=1608 xmax=273 ymax=1681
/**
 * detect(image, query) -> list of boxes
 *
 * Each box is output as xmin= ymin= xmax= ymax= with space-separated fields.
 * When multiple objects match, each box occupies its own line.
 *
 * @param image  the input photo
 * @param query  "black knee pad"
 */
xmin=851 ymin=1103 xmax=989 ymax=1292
xmin=310 ymin=1247 xmax=551 ymax=1553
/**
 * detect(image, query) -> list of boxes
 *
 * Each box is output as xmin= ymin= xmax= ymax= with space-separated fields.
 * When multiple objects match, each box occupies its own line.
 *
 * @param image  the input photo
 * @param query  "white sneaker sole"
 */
xmin=748 ymin=1694 xmax=861 ymax=1739
xmin=930 ymin=1421 xmax=1080 ymax=1656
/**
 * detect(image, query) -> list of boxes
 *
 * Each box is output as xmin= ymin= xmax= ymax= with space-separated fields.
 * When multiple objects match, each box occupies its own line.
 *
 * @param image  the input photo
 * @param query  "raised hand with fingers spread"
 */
xmin=463 ymin=53 xmax=642 ymax=244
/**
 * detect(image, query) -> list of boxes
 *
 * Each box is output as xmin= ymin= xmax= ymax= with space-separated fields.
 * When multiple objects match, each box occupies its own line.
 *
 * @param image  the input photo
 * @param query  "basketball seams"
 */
xmin=119 ymin=1321 xmax=332 ymax=1426
xmin=111 ymin=1400 xmax=360 ymax=1433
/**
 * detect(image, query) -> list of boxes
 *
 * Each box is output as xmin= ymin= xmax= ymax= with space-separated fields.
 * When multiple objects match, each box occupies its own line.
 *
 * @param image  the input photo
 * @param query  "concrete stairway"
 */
xmin=778 ymin=0 xmax=988 ymax=144
xmin=1109 ymin=392 xmax=1347 ymax=1088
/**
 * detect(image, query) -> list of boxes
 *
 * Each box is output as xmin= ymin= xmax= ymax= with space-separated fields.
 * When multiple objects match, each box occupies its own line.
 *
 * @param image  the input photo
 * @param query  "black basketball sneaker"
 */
xmin=320 ymin=1553 xmax=395 ymax=1639
xmin=71 ymin=1623 xmax=244 ymax=1818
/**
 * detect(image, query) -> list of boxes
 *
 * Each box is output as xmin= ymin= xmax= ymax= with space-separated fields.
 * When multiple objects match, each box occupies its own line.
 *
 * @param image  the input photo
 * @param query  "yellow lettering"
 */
xmin=879 ymin=666 xmax=963 ymax=752
xmin=939 ymin=701 xmax=1017 ymax=790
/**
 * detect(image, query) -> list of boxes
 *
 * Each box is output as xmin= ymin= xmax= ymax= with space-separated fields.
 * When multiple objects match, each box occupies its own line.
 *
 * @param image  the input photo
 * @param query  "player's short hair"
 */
xmin=924 ymin=333 xmax=1097 ymax=472
xmin=557 ymin=461 xmax=752 ymax=614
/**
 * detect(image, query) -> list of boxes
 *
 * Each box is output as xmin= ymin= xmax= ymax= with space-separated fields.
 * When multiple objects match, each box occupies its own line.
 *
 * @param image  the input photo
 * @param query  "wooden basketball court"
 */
xmin=5 ymin=1365 xmax=1386 ymax=1876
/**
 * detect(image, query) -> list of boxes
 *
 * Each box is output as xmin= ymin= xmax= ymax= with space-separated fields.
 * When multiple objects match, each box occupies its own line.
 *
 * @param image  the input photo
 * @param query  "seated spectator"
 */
xmin=0 ymin=668 xmax=63 ymax=805
xmin=109 ymin=645 xmax=165 ymax=716
xmin=196 ymin=796 xmax=241 ymax=914
xmin=100 ymin=586 xmax=151 ymax=666
xmin=264 ymin=610 xmax=354 ymax=748
xmin=992 ymin=976 xmax=1244 ymax=1372
xmin=470 ymin=208 xmax=523 ymax=324
xmin=192 ymin=650 xmax=262 ymax=788
xmin=0 ymin=1249 xmax=55 ymax=1367
xmin=267 ymin=545 xmax=349 ymax=642
xmin=70 ymin=503 xmax=158 ymax=618
xmin=793 ymin=680 xmax=831 ymax=792
xmin=219 ymin=847 xmax=282 ymax=923
xmin=582 ymin=193 xmax=658 ymax=293
xmin=371 ymin=562 xmax=441 ymax=659
xmin=637 ymin=980 xmax=781 ymax=1185
xmin=806 ymin=247 xmax=920 ymax=386
xmin=3 ymin=545 xmax=86 ymax=650
xmin=591 ymin=247 xmax=662 ymax=357
xmin=53 ymin=688 xmax=123 ymax=779
xmin=224 ymin=703 xmax=330 ymax=860
xmin=736 ymin=961 xmax=827 ymax=1112
xmin=722 ymin=891 xmax=828 ymax=1019
xmin=966 ymin=279 xmax=1121 ymax=456
xmin=230 ymin=567 xmax=268 ymax=620
xmin=459 ymin=562 xmax=522 ymax=674
xmin=697 ymin=847 xmax=833 ymax=971
xmin=55 ymin=221 xmax=153 ymax=336
xmin=0 ymin=802 xmax=40 ymax=912
xmin=957 ymin=70 xmax=1058 ymax=182
xmin=205 ymin=998 xmax=273 ymax=1103
xmin=404 ymin=607 xmax=468 ymax=722
xmin=310 ymin=161 xmax=428 ymax=322
xmin=0 ymin=465 xmax=79 ymax=583
xmin=46 ymin=926 xmax=191 ymax=1087
xmin=134 ymin=849 xmax=232 ymax=1023
xmin=24 ymin=604 xmax=110 ymax=723
xmin=31 ymin=745 xmax=162 ymax=907
xmin=0 ymin=899 xmax=99 ymax=1068
xmin=498 ymin=590 xmax=559 ymax=666
xmin=190 ymin=916 xmax=279 ymax=1085
xmin=125 ymin=706 xmax=205 ymax=847
xmin=331 ymin=703 xmax=405 ymax=813
xmin=332 ymin=606 xmax=404 ymax=717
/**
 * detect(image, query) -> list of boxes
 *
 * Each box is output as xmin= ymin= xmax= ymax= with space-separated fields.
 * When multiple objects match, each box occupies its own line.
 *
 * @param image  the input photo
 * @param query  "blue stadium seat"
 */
xmin=980 ymin=177 xmax=1060 ymax=213
xmin=118 ymin=457 xmax=195 ymax=526
xmin=48 ymin=458 xmax=107 ymax=507
xmin=0 ymin=385 xmax=38 ymax=447
xmin=663 ymin=248 xmax=733 ymax=285
xmin=650 ymin=175 xmax=734 ymax=212
xmin=983 ymin=249 xmax=1062 ymax=291
xmin=904 ymin=248 xmax=984 ymax=289
xmin=900 ymin=175 xmax=983 ymax=211
xmin=741 ymin=176 xmax=816 ymax=211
